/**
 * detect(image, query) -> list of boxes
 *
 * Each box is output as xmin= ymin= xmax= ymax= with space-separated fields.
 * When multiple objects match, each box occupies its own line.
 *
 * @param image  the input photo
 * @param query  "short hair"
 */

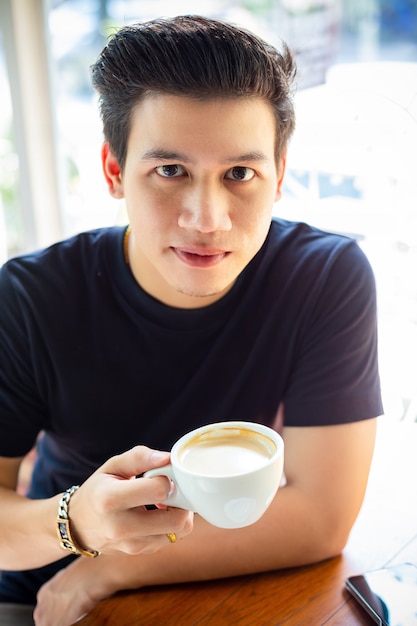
xmin=91 ymin=15 xmax=297 ymax=171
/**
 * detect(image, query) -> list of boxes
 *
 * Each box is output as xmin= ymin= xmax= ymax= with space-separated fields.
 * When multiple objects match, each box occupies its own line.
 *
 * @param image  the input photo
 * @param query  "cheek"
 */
xmin=240 ymin=195 xmax=274 ymax=249
xmin=254 ymin=216 xmax=272 ymax=248
xmin=125 ymin=185 xmax=173 ymax=226
xmin=235 ymin=189 xmax=274 ymax=228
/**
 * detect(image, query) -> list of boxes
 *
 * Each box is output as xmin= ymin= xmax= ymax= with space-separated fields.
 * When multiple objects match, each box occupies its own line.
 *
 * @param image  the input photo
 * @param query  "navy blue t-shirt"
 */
xmin=0 ymin=218 xmax=383 ymax=602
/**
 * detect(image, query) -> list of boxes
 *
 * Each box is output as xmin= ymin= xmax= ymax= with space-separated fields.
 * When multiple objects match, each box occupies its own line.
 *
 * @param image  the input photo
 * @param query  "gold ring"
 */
xmin=166 ymin=532 xmax=177 ymax=543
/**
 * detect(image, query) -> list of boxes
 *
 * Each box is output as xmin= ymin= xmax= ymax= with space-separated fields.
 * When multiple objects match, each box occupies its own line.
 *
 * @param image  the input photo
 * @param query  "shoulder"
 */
xmin=0 ymin=227 xmax=128 ymax=327
xmin=265 ymin=218 xmax=374 ymax=285
xmin=2 ymin=226 xmax=124 ymax=268
xmin=0 ymin=226 xmax=125 ymax=293
xmin=267 ymin=217 xmax=361 ymax=258
xmin=247 ymin=219 xmax=377 ymax=341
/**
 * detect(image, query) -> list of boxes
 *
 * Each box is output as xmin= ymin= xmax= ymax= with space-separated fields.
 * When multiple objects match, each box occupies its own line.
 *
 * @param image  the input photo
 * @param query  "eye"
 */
xmin=155 ymin=164 xmax=186 ymax=178
xmin=225 ymin=166 xmax=255 ymax=182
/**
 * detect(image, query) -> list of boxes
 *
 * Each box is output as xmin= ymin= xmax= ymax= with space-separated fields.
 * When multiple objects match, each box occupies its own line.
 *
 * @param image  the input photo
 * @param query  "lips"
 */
xmin=172 ymin=246 xmax=230 ymax=268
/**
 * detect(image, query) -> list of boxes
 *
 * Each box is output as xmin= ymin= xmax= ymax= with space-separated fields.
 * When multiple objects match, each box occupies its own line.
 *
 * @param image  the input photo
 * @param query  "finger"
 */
xmin=109 ymin=495 xmax=194 ymax=537
xmin=94 ymin=507 xmax=193 ymax=555
xmin=99 ymin=473 xmax=173 ymax=512
xmin=112 ymin=508 xmax=194 ymax=554
xmin=128 ymin=504 xmax=194 ymax=536
xmin=123 ymin=532 xmax=181 ymax=555
xmin=101 ymin=446 xmax=170 ymax=479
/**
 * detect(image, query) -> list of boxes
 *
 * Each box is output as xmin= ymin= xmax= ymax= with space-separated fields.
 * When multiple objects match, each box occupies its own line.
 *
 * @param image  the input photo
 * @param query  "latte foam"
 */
xmin=178 ymin=428 xmax=275 ymax=476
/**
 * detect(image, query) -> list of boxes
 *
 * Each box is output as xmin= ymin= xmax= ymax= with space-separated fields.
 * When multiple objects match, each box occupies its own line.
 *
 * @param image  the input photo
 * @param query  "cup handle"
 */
xmin=143 ymin=465 xmax=194 ymax=511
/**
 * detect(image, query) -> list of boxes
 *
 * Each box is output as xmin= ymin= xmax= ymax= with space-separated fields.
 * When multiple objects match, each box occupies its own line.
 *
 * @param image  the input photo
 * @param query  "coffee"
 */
xmin=144 ymin=421 xmax=284 ymax=528
xmin=178 ymin=427 xmax=276 ymax=476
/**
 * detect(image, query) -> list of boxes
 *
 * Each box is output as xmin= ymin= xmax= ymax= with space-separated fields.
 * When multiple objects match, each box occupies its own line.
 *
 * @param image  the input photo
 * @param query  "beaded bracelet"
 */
xmin=56 ymin=485 xmax=100 ymax=558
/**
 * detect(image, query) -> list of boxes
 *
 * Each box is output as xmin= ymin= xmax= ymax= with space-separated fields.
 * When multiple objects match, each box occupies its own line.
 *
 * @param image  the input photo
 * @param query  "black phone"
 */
xmin=346 ymin=562 xmax=417 ymax=625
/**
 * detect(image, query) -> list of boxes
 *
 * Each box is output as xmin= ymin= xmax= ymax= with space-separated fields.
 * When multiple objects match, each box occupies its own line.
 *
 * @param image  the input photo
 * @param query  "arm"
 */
xmin=34 ymin=417 xmax=377 ymax=626
xmin=0 ymin=446 xmax=193 ymax=571
xmin=119 ymin=418 xmax=377 ymax=580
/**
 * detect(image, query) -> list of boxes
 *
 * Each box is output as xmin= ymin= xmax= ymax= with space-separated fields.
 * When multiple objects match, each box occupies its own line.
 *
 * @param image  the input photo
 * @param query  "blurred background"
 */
xmin=1 ymin=0 xmax=416 ymax=423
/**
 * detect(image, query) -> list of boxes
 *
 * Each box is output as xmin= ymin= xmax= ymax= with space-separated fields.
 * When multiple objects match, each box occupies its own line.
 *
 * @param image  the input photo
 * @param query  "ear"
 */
xmin=101 ymin=143 xmax=124 ymax=199
xmin=274 ymin=151 xmax=287 ymax=202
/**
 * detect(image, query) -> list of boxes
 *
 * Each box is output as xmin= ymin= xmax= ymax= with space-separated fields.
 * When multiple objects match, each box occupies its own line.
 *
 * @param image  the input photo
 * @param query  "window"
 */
xmin=0 ymin=6 xmax=20 ymax=262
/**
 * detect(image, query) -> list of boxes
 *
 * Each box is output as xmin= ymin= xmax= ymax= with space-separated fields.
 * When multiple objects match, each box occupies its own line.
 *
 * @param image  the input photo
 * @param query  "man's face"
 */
xmin=102 ymin=94 xmax=286 ymax=308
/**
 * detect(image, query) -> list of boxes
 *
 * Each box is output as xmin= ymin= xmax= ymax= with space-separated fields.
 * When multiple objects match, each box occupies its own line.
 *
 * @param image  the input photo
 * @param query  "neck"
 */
xmin=123 ymin=225 xmax=131 ymax=265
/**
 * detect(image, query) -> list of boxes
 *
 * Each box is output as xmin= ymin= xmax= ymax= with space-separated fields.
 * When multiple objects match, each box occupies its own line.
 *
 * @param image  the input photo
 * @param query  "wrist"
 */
xmin=100 ymin=553 xmax=147 ymax=592
xmin=56 ymin=486 xmax=101 ymax=558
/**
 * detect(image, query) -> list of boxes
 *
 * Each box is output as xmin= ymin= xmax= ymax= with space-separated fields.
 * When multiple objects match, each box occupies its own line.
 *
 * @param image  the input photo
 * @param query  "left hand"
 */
xmin=33 ymin=557 xmax=114 ymax=626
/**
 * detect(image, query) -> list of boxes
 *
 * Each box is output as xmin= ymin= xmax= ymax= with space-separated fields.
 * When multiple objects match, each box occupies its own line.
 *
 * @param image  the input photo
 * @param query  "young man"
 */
xmin=0 ymin=15 xmax=382 ymax=626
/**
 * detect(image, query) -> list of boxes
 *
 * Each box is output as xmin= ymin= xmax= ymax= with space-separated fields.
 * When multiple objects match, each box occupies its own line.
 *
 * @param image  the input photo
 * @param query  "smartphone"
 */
xmin=346 ymin=562 xmax=417 ymax=625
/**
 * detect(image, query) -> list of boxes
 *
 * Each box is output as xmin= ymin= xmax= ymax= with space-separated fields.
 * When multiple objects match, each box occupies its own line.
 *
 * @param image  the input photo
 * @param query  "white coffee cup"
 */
xmin=144 ymin=421 xmax=284 ymax=529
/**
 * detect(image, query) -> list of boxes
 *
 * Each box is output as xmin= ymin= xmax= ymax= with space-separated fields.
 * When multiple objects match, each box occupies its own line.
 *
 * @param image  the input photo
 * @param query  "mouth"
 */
xmin=172 ymin=246 xmax=230 ymax=268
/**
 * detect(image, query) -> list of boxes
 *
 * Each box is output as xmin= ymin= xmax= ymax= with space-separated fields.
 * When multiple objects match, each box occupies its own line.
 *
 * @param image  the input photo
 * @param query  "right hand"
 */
xmin=65 ymin=446 xmax=194 ymax=556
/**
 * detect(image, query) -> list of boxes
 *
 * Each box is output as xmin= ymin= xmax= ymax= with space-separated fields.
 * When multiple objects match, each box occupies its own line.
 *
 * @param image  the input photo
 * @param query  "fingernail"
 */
xmin=150 ymin=451 xmax=168 ymax=463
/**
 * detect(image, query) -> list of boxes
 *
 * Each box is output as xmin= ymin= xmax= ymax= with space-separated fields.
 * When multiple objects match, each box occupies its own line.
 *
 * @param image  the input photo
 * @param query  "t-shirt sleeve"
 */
xmin=0 ymin=261 xmax=47 ymax=456
xmin=282 ymin=241 xmax=383 ymax=426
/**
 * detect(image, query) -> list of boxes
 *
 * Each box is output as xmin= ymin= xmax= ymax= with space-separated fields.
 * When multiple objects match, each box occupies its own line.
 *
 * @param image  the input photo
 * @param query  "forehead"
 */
xmin=127 ymin=94 xmax=277 ymax=161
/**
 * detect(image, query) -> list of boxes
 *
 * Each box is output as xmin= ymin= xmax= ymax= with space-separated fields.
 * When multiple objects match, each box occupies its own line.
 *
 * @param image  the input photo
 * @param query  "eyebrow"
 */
xmin=224 ymin=151 xmax=270 ymax=164
xmin=141 ymin=149 xmax=193 ymax=163
xmin=140 ymin=149 xmax=270 ymax=164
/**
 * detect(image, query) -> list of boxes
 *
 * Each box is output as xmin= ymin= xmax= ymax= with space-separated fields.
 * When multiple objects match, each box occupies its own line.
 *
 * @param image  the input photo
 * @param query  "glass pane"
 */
xmin=277 ymin=0 xmax=417 ymax=422
xmin=0 ymin=26 xmax=21 ymax=261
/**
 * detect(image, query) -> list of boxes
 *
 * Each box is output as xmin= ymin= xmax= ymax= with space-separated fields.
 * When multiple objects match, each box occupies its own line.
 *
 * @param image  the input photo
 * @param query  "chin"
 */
xmin=174 ymin=279 xmax=235 ymax=302
xmin=177 ymin=286 xmax=226 ymax=299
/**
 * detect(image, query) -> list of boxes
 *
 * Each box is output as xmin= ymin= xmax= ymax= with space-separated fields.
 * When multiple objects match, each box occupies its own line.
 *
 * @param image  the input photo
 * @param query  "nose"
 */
xmin=178 ymin=181 xmax=232 ymax=233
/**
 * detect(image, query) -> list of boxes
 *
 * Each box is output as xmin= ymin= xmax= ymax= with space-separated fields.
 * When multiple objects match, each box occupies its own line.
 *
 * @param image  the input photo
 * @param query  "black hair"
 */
xmin=91 ymin=15 xmax=296 ymax=170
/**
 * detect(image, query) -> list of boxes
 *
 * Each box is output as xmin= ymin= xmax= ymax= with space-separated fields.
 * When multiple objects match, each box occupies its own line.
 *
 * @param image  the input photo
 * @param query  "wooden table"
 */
xmin=79 ymin=420 xmax=417 ymax=625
